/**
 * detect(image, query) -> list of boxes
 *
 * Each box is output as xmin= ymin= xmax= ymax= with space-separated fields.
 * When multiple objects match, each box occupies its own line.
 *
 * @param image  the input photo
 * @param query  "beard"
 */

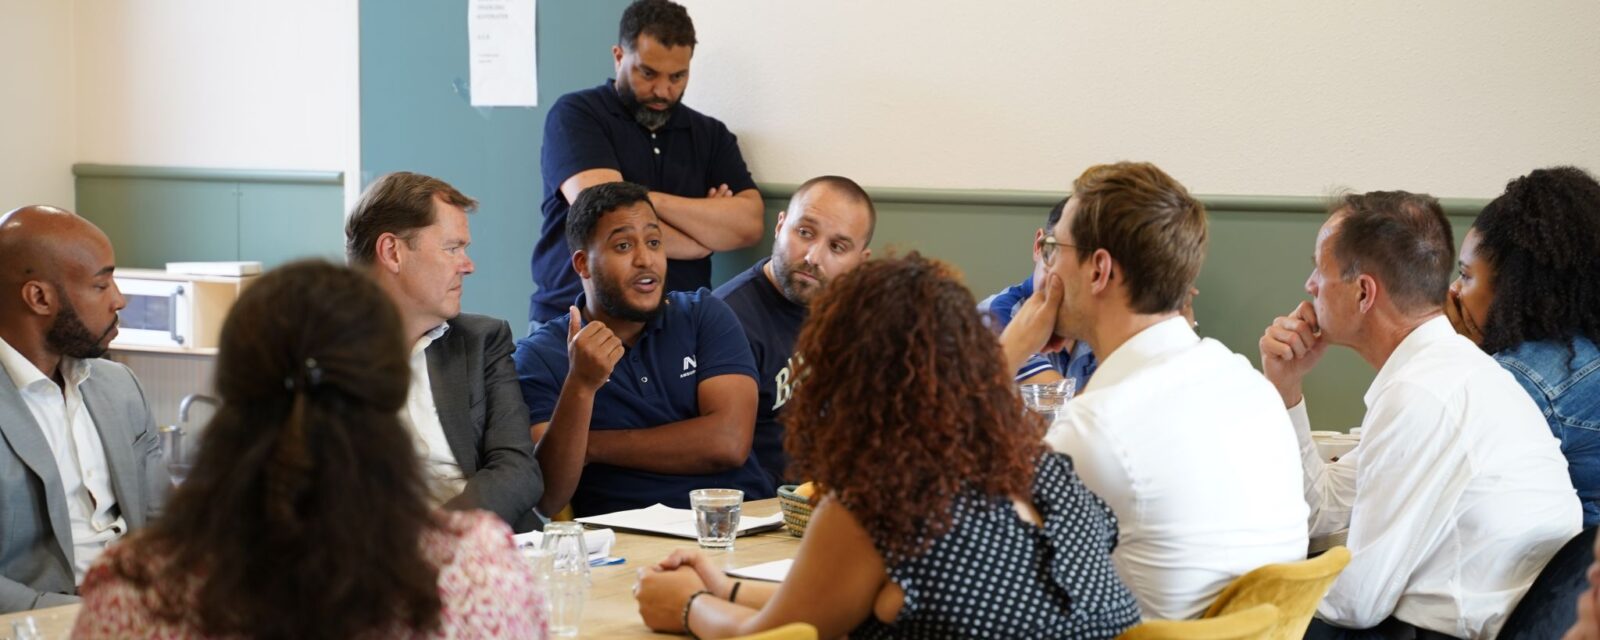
xmin=769 ymin=254 xmax=824 ymax=305
xmin=615 ymin=76 xmax=676 ymax=130
xmin=47 ymin=298 xmax=117 ymax=359
xmin=593 ymin=262 xmax=665 ymax=324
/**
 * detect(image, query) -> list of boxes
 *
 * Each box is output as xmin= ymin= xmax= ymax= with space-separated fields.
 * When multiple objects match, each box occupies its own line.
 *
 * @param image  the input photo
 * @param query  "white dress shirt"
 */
xmin=1047 ymin=317 xmax=1310 ymax=620
xmin=0 ymin=337 xmax=126 ymax=582
xmin=1290 ymin=316 xmax=1580 ymax=638
xmin=400 ymin=323 xmax=466 ymax=504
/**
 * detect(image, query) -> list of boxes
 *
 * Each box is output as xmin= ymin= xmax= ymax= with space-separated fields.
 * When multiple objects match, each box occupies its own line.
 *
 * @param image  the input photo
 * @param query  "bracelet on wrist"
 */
xmin=728 ymin=581 xmax=743 ymax=605
xmin=683 ymin=589 xmax=713 ymax=639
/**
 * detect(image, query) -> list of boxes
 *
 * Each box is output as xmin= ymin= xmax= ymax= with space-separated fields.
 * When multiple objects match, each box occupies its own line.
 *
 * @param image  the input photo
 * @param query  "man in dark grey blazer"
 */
xmin=347 ymin=172 xmax=543 ymax=532
xmin=0 ymin=206 xmax=166 ymax=612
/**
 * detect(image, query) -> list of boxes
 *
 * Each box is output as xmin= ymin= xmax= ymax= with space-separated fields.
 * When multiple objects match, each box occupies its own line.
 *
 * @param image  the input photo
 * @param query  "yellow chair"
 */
xmin=1119 ymin=603 xmax=1280 ymax=640
xmin=728 ymin=622 xmax=819 ymax=640
xmin=1201 ymin=546 xmax=1352 ymax=640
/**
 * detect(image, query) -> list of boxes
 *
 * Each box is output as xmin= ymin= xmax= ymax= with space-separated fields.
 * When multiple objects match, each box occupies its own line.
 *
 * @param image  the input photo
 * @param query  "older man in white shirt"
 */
xmin=1001 ymin=162 xmax=1309 ymax=620
xmin=1260 ymin=190 xmax=1579 ymax=639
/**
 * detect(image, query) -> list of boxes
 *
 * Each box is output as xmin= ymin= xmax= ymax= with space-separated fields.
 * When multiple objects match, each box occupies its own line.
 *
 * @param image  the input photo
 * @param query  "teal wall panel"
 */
xmin=75 ymin=176 xmax=241 ymax=267
xmin=73 ymin=165 xmax=344 ymax=269
xmin=238 ymin=181 xmax=347 ymax=266
xmin=360 ymin=0 xmax=632 ymax=330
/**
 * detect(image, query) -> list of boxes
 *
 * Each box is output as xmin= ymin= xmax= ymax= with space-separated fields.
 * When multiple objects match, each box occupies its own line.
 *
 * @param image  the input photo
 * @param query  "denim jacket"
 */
xmin=1495 ymin=336 xmax=1600 ymax=526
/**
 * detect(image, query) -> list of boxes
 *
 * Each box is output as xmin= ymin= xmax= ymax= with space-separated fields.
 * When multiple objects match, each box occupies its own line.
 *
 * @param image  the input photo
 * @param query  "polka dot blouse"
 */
xmin=852 ymin=452 xmax=1141 ymax=639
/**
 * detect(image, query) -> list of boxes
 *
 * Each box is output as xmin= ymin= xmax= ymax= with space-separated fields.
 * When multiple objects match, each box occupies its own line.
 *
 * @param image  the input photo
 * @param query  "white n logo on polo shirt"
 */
xmin=680 ymin=355 xmax=698 ymax=379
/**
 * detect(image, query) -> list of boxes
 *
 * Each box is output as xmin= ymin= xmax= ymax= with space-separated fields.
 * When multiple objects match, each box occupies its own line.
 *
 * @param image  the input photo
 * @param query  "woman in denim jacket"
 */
xmin=1447 ymin=166 xmax=1600 ymax=526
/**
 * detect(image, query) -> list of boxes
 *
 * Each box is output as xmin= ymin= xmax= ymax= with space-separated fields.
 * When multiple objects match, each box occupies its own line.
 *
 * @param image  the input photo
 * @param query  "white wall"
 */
xmin=681 ymin=1 xmax=1600 ymax=198
xmin=74 ymin=0 xmax=359 ymax=200
xmin=0 ymin=1 xmax=77 ymax=209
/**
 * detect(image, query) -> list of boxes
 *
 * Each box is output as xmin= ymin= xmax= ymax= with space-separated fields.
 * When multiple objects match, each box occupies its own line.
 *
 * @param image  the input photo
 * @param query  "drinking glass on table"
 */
xmin=541 ymin=522 xmax=590 ymax=638
xmin=519 ymin=547 xmax=555 ymax=629
xmin=690 ymin=488 xmax=744 ymax=549
xmin=1020 ymin=377 xmax=1077 ymax=419
xmin=158 ymin=425 xmax=193 ymax=488
xmin=11 ymin=616 xmax=40 ymax=640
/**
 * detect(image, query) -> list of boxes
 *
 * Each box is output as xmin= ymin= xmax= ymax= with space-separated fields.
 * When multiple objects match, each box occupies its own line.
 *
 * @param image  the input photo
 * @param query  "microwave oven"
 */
xmin=112 ymin=269 xmax=254 ymax=352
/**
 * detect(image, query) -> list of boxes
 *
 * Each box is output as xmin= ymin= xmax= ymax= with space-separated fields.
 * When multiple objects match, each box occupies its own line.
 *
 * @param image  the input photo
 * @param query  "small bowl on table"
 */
xmin=777 ymin=484 xmax=815 ymax=537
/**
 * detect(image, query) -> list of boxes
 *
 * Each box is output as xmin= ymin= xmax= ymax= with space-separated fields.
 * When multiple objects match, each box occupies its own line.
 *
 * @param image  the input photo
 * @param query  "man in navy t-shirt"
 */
xmin=714 ymin=176 xmax=876 ymax=486
xmin=529 ymin=0 xmax=763 ymax=326
xmin=514 ymin=181 xmax=770 ymax=517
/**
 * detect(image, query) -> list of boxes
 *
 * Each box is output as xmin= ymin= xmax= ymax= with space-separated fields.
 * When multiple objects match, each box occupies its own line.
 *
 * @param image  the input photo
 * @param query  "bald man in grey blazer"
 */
xmin=347 ymin=173 xmax=543 ymax=532
xmin=0 ymin=206 xmax=166 ymax=613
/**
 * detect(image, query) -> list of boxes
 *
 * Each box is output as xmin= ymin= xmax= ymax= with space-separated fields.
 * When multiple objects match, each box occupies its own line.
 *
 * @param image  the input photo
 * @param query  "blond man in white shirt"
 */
xmin=1000 ymin=163 xmax=1309 ymax=620
xmin=1260 ymin=190 xmax=1580 ymax=638
xmin=347 ymin=172 xmax=543 ymax=532
xmin=0 ymin=206 xmax=165 ymax=613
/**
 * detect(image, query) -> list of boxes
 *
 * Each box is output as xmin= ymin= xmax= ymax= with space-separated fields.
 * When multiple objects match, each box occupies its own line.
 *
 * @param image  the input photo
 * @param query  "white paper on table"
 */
xmin=467 ymin=0 xmax=537 ymax=107
xmin=512 ymin=527 xmax=615 ymax=560
xmin=725 ymin=558 xmax=793 ymax=582
xmin=575 ymin=504 xmax=785 ymax=539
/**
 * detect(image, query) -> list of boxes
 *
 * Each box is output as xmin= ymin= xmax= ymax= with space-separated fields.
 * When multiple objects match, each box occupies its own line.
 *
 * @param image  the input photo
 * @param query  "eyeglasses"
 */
xmin=1036 ymin=234 xmax=1078 ymax=266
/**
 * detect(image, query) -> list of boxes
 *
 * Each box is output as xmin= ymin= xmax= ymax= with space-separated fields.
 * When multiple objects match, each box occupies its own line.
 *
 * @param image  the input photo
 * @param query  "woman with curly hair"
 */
xmin=635 ymin=253 xmax=1140 ymax=638
xmin=71 ymin=261 xmax=547 ymax=639
xmin=1447 ymin=166 xmax=1600 ymax=527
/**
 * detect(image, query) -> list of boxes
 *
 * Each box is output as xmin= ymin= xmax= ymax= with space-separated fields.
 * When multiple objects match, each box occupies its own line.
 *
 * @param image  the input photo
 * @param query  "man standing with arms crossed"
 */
xmin=529 ymin=0 xmax=762 ymax=330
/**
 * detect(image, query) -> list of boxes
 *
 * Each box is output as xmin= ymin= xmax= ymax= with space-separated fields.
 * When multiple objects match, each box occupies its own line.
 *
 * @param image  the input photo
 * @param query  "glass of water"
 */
xmin=520 ymin=547 xmax=555 ymax=630
xmin=12 ymin=616 xmax=40 ymax=640
xmin=540 ymin=522 xmax=590 ymax=638
xmin=689 ymin=488 xmax=744 ymax=549
xmin=159 ymin=425 xmax=193 ymax=488
xmin=1019 ymin=378 xmax=1077 ymax=419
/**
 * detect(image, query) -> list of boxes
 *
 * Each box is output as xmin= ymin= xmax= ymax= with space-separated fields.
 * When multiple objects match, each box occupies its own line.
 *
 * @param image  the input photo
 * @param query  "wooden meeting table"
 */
xmin=0 ymin=499 xmax=800 ymax=639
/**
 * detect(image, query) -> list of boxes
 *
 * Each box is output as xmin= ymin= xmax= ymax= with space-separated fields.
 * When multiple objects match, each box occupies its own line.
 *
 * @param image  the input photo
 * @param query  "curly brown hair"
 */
xmin=783 ymin=252 xmax=1047 ymax=562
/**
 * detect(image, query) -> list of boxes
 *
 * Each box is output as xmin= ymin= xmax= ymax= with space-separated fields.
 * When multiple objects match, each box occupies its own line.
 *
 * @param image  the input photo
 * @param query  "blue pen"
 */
xmin=590 ymin=556 xmax=626 ymax=567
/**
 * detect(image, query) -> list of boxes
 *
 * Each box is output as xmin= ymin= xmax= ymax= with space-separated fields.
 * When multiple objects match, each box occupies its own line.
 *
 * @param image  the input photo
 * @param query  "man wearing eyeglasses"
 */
xmin=989 ymin=197 xmax=1100 ymax=388
xmin=991 ymin=197 xmax=1196 ymax=388
xmin=998 ymin=163 xmax=1307 ymax=620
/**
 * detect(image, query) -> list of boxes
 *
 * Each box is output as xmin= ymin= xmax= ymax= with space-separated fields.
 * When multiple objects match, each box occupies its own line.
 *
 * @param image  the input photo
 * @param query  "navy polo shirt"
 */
xmin=528 ymin=79 xmax=759 ymax=323
xmin=713 ymin=258 xmax=806 ymax=487
xmin=513 ymin=288 xmax=773 ymax=516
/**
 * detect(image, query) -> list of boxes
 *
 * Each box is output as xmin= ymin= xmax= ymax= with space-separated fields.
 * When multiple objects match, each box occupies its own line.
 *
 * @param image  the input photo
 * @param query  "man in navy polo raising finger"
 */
xmin=515 ymin=181 xmax=770 ymax=517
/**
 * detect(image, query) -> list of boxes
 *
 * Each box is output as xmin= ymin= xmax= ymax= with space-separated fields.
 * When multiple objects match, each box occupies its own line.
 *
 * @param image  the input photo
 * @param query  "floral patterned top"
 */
xmin=71 ymin=510 xmax=547 ymax=639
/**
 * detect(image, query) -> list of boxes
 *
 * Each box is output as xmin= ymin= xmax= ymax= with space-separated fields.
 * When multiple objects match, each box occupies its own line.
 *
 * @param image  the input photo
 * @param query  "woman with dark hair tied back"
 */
xmin=71 ymin=261 xmax=547 ymax=639
xmin=635 ymin=253 xmax=1140 ymax=638
xmin=1447 ymin=166 xmax=1600 ymax=527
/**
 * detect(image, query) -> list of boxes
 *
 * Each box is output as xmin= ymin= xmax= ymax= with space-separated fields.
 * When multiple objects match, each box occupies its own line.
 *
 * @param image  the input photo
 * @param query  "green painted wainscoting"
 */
xmin=723 ymin=186 xmax=1487 ymax=433
xmin=73 ymin=164 xmax=345 ymax=269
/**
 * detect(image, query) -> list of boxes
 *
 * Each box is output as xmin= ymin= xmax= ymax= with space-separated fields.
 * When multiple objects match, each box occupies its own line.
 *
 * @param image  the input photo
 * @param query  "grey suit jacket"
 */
xmin=427 ymin=313 xmax=544 ymax=532
xmin=0 ymin=358 xmax=166 ymax=613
